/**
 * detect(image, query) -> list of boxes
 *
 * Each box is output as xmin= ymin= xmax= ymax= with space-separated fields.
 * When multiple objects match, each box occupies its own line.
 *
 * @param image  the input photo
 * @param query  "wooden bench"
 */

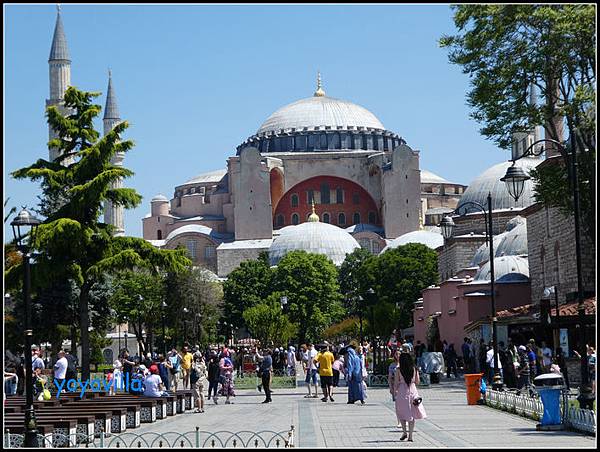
xmin=175 ymin=389 xmax=194 ymax=411
xmin=63 ymin=401 xmax=134 ymax=432
xmin=5 ymin=413 xmax=95 ymax=444
xmin=5 ymin=419 xmax=77 ymax=447
xmin=105 ymin=393 xmax=177 ymax=419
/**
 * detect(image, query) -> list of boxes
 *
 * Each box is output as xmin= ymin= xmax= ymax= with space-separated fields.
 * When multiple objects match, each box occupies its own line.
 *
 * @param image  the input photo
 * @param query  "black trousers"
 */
xmin=208 ymin=380 xmax=218 ymax=398
xmin=262 ymin=373 xmax=272 ymax=402
xmin=332 ymin=369 xmax=340 ymax=387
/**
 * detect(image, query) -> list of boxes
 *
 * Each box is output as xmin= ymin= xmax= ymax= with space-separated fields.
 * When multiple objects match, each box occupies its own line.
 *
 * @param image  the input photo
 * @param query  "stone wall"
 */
xmin=217 ymin=244 xmax=270 ymax=277
xmin=525 ymin=204 xmax=595 ymax=306
xmin=438 ymin=238 xmax=484 ymax=280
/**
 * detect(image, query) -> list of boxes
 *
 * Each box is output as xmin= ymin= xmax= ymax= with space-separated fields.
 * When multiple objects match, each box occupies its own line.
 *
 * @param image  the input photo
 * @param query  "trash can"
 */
xmin=465 ymin=373 xmax=483 ymax=405
xmin=533 ymin=373 xmax=566 ymax=430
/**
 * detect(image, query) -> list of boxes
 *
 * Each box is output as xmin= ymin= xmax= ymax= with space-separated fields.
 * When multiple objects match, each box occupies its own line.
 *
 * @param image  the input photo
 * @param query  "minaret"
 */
xmin=103 ymin=70 xmax=125 ymax=236
xmin=511 ymin=83 xmax=543 ymax=161
xmin=46 ymin=5 xmax=73 ymax=164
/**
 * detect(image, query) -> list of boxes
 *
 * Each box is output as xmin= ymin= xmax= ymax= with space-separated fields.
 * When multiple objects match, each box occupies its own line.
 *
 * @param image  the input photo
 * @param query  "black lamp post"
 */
xmin=501 ymin=137 xmax=588 ymax=387
xmin=161 ymin=301 xmax=167 ymax=355
xmin=366 ymin=288 xmax=375 ymax=341
xmin=11 ymin=207 xmax=41 ymax=447
xmin=182 ymin=308 xmax=189 ymax=346
xmin=441 ymin=194 xmax=503 ymax=389
xmin=357 ymin=295 xmax=364 ymax=343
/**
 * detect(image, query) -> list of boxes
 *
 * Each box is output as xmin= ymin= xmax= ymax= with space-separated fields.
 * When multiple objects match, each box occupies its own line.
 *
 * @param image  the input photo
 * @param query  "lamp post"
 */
xmin=501 ymin=137 xmax=588 ymax=387
xmin=195 ymin=312 xmax=202 ymax=345
xmin=441 ymin=193 xmax=503 ymax=389
xmin=161 ymin=301 xmax=167 ymax=355
xmin=280 ymin=295 xmax=288 ymax=310
xmin=366 ymin=288 xmax=375 ymax=341
xmin=357 ymin=295 xmax=364 ymax=343
xmin=11 ymin=207 xmax=41 ymax=447
xmin=182 ymin=308 xmax=189 ymax=346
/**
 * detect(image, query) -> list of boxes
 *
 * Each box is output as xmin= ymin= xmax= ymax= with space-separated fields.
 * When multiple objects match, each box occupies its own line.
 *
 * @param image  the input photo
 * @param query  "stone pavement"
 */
xmin=119 ymin=377 xmax=595 ymax=448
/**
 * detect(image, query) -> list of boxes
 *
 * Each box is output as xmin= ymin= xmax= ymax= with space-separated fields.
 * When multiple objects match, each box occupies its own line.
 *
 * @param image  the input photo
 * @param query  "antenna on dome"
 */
xmin=314 ymin=71 xmax=325 ymax=97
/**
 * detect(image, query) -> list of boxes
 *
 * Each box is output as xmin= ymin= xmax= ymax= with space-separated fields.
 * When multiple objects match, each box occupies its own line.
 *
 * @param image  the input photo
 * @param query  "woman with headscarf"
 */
xmin=344 ymin=345 xmax=365 ymax=404
xmin=394 ymin=352 xmax=427 ymax=442
xmin=218 ymin=350 xmax=235 ymax=404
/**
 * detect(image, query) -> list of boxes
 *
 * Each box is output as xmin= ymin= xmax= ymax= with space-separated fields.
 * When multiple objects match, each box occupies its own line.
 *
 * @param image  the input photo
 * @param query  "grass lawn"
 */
xmin=234 ymin=375 xmax=296 ymax=390
xmin=568 ymin=398 xmax=596 ymax=412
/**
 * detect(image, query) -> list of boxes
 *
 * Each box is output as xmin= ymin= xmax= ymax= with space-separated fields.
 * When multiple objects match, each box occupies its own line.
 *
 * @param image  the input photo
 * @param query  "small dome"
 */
xmin=257 ymin=95 xmax=385 ymax=135
xmin=381 ymin=230 xmax=444 ymax=253
xmin=269 ymin=221 xmax=360 ymax=266
xmin=164 ymin=224 xmax=229 ymax=243
xmin=474 ymin=255 xmax=529 ymax=282
xmin=151 ymin=194 xmax=169 ymax=203
xmin=470 ymin=234 xmax=505 ymax=267
xmin=470 ymin=216 xmax=528 ymax=266
xmin=457 ymin=157 xmax=541 ymax=213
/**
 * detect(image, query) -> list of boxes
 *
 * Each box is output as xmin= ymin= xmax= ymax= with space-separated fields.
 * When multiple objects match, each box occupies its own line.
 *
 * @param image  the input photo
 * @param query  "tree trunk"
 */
xmin=79 ymin=284 xmax=91 ymax=381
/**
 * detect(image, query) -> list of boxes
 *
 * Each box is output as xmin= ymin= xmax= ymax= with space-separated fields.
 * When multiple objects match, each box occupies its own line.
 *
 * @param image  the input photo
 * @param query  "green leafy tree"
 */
xmin=242 ymin=294 xmax=298 ymax=347
xmin=361 ymin=244 xmax=438 ymax=335
xmin=8 ymin=87 xmax=190 ymax=379
xmin=338 ymin=247 xmax=372 ymax=315
xmin=271 ymin=251 xmax=344 ymax=345
xmin=222 ymin=252 xmax=273 ymax=328
xmin=440 ymin=4 xmax=596 ymax=241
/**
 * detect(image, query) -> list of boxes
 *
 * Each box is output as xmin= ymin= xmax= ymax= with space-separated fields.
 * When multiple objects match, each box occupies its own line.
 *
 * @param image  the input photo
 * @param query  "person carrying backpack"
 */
xmin=168 ymin=348 xmax=182 ymax=392
xmin=191 ymin=352 xmax=208 ymax=413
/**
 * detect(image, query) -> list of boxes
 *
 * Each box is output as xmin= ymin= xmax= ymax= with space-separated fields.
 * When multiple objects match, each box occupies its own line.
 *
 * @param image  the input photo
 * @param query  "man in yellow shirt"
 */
xmin=314 ymin=345 xmax=335 ymax=402
xmin=181 ymin=346 xmax=193 ymax=389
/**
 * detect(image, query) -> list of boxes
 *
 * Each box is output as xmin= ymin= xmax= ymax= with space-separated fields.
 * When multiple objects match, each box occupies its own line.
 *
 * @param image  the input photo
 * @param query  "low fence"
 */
xmin=4 ymin=426 xmax=295 ymax=448
xmin=485 ymin=389 xmax=596 ymax=435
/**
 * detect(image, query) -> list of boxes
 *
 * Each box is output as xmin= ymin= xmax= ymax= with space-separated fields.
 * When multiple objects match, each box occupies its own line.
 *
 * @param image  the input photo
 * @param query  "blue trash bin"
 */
xmin=534 ymin=373 xmax=565 ymax=428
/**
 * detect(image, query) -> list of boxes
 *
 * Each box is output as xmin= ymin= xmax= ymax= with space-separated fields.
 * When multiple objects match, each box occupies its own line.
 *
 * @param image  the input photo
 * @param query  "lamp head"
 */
xmin=501 ymin=164 xmax=530 ymax=202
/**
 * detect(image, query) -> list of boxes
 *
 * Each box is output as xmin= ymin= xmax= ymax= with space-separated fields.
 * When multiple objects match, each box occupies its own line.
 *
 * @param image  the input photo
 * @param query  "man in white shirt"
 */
xmin=541 ymin=341 xmax=553 ymax=373
xmin=302 ymin=343 xmax=318 ymax=398
xmin=486 ymin=343 xmax=503 ymax=383
xmin=286 ymin=346 xmax=296 ymax=376
xmin=53 ymin=350 xmax=68 ymax=391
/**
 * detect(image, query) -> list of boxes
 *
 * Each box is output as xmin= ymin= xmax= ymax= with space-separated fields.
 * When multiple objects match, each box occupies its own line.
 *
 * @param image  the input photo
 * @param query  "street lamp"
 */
xmin=366 ymin=288 xmax=375 ymax=341
xmin=11 ymin=207 xmax=41 ymax=447
xmin=280 ymin=295 xmax=288 ymax=310
xmin=441 ymin=192 xmax=503 ymax=390
xmin=161 ymin=301 xmax=167 ymax=354
xmin=501 ymin=137 xmax=588 ymax=387
xmin=182 ymin=307 xmax=189 ymax=345
xmin=357 ymin=295 xmax=364 ymax=342
xmin=195 ymin=312 xmax=202 ymax=345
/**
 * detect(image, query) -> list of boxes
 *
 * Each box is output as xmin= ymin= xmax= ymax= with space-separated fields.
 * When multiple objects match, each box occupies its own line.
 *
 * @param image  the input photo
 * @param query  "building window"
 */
xmin=372 ymin=242 xmax=381 ymax=254
xmin=157 ymin=230 xmax=162 ymax=240
xmin=276 ymin=214 xmax=284 ymax=227
xmin=186 ymin=240 xmax=197 ymax=260
xmin=368 ymin=211 xmax=376 ymax=224
xmin=321 ymin=183 xmax=330 ymax=204
xmin=307 ymin=190 xmax=315 ymax=204
xmin=291 ymin=194 xmax=299 ymax=208
xmin=338 ymin=213 xmax=346 ymax=225
xmin=323 ymin=213 xmax=330 ymax=223
xmin=204 ymin=246 xmax=216 ymax=259
xmin=353 ymin=193 xmax=360 ymax=205
xmin=336 ymin=188 xmax=344 ymax=204
xmin=320 ymin=133 xmax=328 ymax=149
xmin=353 ymin=212 xmax=361 ymax=224
xmin=291 ymin=213 xmax=299 ymax=225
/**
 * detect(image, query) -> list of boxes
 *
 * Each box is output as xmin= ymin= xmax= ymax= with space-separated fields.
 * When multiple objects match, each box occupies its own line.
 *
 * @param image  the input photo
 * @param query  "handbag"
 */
xmin=412 ymin=397 xmax=422 ymax=406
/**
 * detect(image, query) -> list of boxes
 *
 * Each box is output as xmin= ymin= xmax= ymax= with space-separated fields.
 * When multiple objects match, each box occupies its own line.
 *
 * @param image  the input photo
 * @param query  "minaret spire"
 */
xmin=314 ymin=71 xmax=325 ymax=97
xmin=47 ymin=5 xmax=72 ymax=163
xmin=103 ymin=70 xmax=125 ymax=236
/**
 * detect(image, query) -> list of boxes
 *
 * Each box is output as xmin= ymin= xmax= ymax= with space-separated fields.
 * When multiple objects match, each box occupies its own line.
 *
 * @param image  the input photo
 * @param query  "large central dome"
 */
xmin=257 ymin=95 xmax=385 ymax=135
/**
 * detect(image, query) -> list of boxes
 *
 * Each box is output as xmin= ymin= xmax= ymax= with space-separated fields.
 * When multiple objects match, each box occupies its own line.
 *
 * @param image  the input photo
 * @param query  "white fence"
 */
xmin=486 ymin=389 xmax=596 ymax=435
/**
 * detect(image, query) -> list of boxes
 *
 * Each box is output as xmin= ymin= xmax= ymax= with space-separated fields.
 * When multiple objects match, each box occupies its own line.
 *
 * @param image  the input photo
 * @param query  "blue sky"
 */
xmin=4 ymin=4 xmax=509 ymax=238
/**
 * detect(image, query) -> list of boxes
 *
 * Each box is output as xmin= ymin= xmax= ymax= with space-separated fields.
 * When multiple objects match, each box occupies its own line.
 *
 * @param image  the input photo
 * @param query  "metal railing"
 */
xmin=4 ymin=426 xmax=296 ymax=448
xmin=486 ymin=388 xmax=596 ymax=435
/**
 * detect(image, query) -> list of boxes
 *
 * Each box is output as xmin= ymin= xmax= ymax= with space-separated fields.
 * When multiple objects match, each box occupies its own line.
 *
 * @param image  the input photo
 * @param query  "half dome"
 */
xmin=269 ymin=221 xmax=360 ymax=266
xmin=474 ymin=255 xmax=529 ymax=283
xmin=381 ymin=230 xmax=444 ymax=253
xmin=258 ymin=95 xmax=385 ymax=135
xmin=456 ymin=157 xmax=541 ymax=214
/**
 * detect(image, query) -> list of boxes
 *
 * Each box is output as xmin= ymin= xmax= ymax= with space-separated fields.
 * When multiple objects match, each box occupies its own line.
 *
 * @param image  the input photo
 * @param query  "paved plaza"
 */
xmin=120 ymin=377 xmax=595 ymax=448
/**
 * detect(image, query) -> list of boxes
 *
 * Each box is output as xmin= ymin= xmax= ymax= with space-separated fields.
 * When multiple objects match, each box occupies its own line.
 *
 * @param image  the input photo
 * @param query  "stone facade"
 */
xmin=216 ymin=240 xmax=272 ymax=278
xmin=523 ymin=203 xmax=595 ymax=306
xmin=438 ymin=237 xmax=485 ymax=281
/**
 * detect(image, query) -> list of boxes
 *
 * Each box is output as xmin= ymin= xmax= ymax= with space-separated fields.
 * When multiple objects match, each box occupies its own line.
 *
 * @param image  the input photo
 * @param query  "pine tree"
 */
xmin=9 ymin=87 xmax=191 ymax=380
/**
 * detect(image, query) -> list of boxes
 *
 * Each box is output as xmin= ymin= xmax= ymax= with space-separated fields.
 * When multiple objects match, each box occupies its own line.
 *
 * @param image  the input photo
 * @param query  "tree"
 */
xmin=440 ymin=5 xmax=596 ymax=241
xmin=242 ymin=294 xmax=297 ymax=347
xmin=222 ymin=252 xmax=273 ymax=328
xmin=8 ymin=87 xmax=191 ymax=379
xmin=338 ymin=247 xmax=372 ymax=315
xmin=271 ymin=251 xmax=344 ymax=345
xmin=361 ymin=244 xmax=438 ymax=335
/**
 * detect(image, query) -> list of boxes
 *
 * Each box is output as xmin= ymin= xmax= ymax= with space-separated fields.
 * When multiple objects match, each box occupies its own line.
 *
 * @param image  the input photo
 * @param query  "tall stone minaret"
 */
xmin=511 ymin=83 xmax=543 ymax=161
xmin=103 ymin=70 xmax=125 ymax=236
xmin=46 ymin=5 xmax=73 ymax=164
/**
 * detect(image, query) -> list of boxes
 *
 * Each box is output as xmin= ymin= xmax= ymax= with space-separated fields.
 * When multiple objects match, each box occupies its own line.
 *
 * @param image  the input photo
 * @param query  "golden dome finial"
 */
xmin=308 ymin=199 xmax=320 ymax=222
xmin=314 ymin=71 xmax=325 ymax=97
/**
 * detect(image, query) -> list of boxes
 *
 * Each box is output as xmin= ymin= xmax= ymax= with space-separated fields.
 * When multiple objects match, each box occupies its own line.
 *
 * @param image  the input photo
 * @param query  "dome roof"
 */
xmin=470 ymin=216 xmax=528 ymax=266
xmin=257 ymin=95 xmax=385 ymax=135
xmin=164 ymin=224 xmax=230 ymax=243
xmin=181 ymin=169 xmax=227 ymax=187
xmin=269 ymin=221 xmax=360 ymax=266
xmin=474 ymin=255 xmax=529 ymax=283
xmin=456 ymin=156 xmax=541 ymax=214
xmin=421 ymin=169 xmax=459 ymax=185
xmin=151 ymin=194 xmax=169 ymax=203
xmin=381 ymin=230 xmax=444 ymax=253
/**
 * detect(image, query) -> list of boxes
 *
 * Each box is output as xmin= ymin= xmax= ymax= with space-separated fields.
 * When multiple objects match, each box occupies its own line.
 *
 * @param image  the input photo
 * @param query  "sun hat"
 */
xmin=518 ymin=345 xmax=527 ymax=352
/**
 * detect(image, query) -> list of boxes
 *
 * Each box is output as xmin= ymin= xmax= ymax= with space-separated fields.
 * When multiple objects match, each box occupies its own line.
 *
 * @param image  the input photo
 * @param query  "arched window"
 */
xmin=157 ymin=230 xmax=162 ymax=240
xmin=186 ymin=240 xmax=197 ymax=260
xmin=336 ymin=188 xmax=344 ymax=204
xmin=353 ymin=212 xmax=361 ymax=224
xmin=292 ymin=213 xmax=299 ymax=225
xmin=368 ymin=211 xmax=376 ymax=224
xmin=323 ymin=213 xmax=330 ymax=224
xmin=307 ymin=190 xmax=315 ymax=204
xmin=352 ymin=193 xmax=360 ymax=205
xmin=321 ymin=183 xmax=330 ymax=204
xmin=276 ymin=214 xmax=284 ymax=227
xmin=291 ymin=194 xmax=299 ymax=208
xmin=338 ymin=213 xmax=346 ymax=225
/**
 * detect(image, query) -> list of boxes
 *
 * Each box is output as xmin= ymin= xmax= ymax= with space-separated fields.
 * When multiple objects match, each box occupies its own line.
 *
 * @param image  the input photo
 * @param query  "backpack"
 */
xmin=190 ymin=367 xmax=200 ymax=385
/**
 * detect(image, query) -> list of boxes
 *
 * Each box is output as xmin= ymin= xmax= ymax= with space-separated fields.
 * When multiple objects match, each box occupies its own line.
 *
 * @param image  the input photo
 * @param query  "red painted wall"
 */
xmin=273 ymin=175 xmax=380 ymax=228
